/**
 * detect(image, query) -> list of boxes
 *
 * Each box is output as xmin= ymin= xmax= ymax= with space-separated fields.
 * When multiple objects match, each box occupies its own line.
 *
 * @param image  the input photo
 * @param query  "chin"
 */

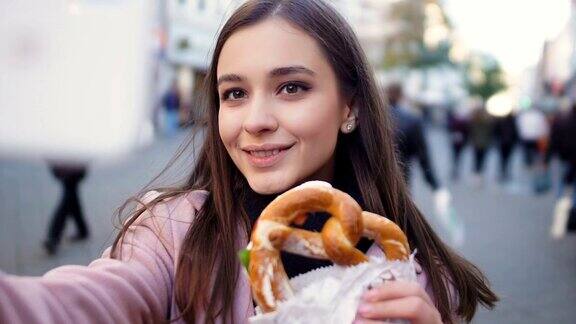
xmin=247 ymin=175 xmax=294 ymax=195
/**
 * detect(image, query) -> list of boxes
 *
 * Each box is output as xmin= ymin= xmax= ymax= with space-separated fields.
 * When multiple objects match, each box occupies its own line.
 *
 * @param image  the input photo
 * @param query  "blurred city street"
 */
xmin=1 ymin=125 xmax=574 ymax=323
xmin=412 ymin=127 xmax=576 ymax=324
xmin=2 ymin=1 xmax=576 ymax=322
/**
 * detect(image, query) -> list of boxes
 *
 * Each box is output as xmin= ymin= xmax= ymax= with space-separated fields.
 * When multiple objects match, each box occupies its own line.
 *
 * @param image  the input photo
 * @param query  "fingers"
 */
xmin=357 ymin=296 xmax=441 ymax=323
xmin=362 ymin=281 xmax=434 ymax=307
xmin=356 ymin=281 xmax=442 ymax=323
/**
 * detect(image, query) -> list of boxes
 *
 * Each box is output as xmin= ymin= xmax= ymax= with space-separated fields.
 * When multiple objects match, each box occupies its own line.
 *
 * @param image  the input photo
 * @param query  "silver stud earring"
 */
xmin=346 ymin=122 xmax=354 ymax=132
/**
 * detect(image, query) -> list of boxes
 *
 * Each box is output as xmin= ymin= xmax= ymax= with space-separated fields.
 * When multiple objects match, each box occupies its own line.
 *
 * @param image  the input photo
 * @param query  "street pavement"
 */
xmin=1 ymin=125 xmax=575 ymax=323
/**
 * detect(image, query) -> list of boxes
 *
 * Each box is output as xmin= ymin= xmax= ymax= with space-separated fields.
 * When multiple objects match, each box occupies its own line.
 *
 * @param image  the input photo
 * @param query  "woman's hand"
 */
xmin=354 ymin=281 xmax=442 ymax=324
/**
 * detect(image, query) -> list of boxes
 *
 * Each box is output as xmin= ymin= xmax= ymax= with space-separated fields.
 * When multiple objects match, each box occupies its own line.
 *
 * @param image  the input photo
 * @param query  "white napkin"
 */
xmin=249 ymin=253 xmax=417 ymax=324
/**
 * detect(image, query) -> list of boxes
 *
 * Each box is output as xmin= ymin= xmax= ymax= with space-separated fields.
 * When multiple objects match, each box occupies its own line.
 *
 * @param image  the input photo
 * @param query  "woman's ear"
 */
xmin=340 ymin=103 xmax=359 ymax=134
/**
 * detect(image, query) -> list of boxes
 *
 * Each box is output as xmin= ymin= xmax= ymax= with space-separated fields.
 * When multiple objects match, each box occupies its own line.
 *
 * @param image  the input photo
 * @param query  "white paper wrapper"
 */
xmin=249 ymin=253 xmax=417 ymax=324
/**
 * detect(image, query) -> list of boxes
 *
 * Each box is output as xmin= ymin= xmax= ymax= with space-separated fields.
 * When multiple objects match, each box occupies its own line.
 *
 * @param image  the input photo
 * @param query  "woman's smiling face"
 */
xmin=217 ymin=18 xmax=352 ymax=194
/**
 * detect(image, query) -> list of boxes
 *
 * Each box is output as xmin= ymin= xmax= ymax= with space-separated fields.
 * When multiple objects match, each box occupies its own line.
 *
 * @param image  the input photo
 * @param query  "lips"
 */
xmin=241 ymin=143 xmax=295 ymax=168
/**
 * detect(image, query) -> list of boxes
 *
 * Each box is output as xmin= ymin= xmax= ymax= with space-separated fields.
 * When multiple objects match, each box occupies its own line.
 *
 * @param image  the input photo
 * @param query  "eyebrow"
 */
xmin=270 ymin=65 xmax=315 ymax=78
xmin=216 ymin=65 xmax=315 ymax=86
xmin=217 ymin=74 xmax=244 ymax=86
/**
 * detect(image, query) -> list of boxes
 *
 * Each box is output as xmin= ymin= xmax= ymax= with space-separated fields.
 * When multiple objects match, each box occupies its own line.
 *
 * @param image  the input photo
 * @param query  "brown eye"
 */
xmin=285 ymin=84 xmax=298 ymax=94
xmin=222 ymin=89 xmax=246 ymax=101
xmin=279 ymin=82 xmax=310 ymax=95
xmin=231 ymin=90 xmax=244 ymax=99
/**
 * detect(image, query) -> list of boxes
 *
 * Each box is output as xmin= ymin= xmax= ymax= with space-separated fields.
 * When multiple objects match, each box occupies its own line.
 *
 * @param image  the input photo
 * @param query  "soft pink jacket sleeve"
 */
xmin=0 ymin=191 xmax=205 ymax=324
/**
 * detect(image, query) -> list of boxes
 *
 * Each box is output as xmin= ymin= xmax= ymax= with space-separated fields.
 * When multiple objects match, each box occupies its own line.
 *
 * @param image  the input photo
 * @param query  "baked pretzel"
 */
xmin=247 ymin=181 xmax=410 ymax=313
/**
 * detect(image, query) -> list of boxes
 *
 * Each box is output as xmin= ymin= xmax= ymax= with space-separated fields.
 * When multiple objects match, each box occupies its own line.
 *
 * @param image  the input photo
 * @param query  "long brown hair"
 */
xmin=112 ymin=0 xmax=497 ymax=322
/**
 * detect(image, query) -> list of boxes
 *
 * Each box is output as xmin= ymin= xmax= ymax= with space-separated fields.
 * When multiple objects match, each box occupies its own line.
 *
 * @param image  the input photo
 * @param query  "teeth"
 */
xmin=250 ymin=149 xmax=282 ymax=158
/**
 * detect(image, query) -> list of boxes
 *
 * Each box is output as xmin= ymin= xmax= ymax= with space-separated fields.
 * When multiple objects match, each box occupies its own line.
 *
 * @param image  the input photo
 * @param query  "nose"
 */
xmin=243 ymin=94 xmax=278 ymax=135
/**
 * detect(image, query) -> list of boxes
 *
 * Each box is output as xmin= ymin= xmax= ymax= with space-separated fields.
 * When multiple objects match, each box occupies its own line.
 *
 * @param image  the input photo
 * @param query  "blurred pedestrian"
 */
xmin=468 ymin=102 xmax=494 ymax=184
xmin=387 ymin=83 xmax=464 ymax=245
xmin=547 ymin=101 xmax=576 ymax=237
xmin=447 ymin=103 xmax=471 ymax=181
xmin=162 ymin=80 xmax=181 ymax=135
xmin=387 ymin=83 xmax=439 ymax=190
xmin=516 ymin=107 xmax=549 ymax=169
xmin=494 ymin=112 xmax=518 ymax=182
xmin=44 ymin=163 xmax=90 ymax=255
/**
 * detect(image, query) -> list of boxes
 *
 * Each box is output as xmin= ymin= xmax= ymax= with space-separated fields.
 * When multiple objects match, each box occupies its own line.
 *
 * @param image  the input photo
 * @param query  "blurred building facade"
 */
xmin=331 ymin=0 xmax=394 ymax=65
xmin=534 ymin=0 xmax=576 ymax=108
xmin=163 ymin=0 xmax=244 ymax=125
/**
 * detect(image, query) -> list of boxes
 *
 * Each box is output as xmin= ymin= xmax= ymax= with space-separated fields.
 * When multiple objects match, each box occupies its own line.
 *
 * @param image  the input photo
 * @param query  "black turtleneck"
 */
xmin=243 ymin=160 xmax=372 ymax=278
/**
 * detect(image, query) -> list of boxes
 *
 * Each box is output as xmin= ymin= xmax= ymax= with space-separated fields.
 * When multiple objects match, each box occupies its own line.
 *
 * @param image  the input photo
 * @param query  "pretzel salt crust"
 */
xmin=248 ymin=181 xmax=410 ymax=313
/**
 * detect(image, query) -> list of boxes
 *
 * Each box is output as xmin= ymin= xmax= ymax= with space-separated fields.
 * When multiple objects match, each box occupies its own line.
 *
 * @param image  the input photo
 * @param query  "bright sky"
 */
xmin=444 ymin=0 xmax=572 ymax=78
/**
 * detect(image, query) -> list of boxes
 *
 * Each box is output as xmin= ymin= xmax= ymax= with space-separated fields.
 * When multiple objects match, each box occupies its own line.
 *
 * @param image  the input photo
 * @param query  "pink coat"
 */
xmin=0 ymin=190 xmax=440 ymax=323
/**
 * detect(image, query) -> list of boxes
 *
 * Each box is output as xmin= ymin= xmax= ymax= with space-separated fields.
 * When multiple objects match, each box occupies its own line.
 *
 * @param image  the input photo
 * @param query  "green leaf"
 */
xmin=238 ymin=248 xmax=250 ymax=270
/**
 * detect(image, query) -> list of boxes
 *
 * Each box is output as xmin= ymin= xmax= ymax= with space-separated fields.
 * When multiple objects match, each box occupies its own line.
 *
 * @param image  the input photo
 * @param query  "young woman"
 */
xmin=0 ymin=1 xmax=497 ymax=323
